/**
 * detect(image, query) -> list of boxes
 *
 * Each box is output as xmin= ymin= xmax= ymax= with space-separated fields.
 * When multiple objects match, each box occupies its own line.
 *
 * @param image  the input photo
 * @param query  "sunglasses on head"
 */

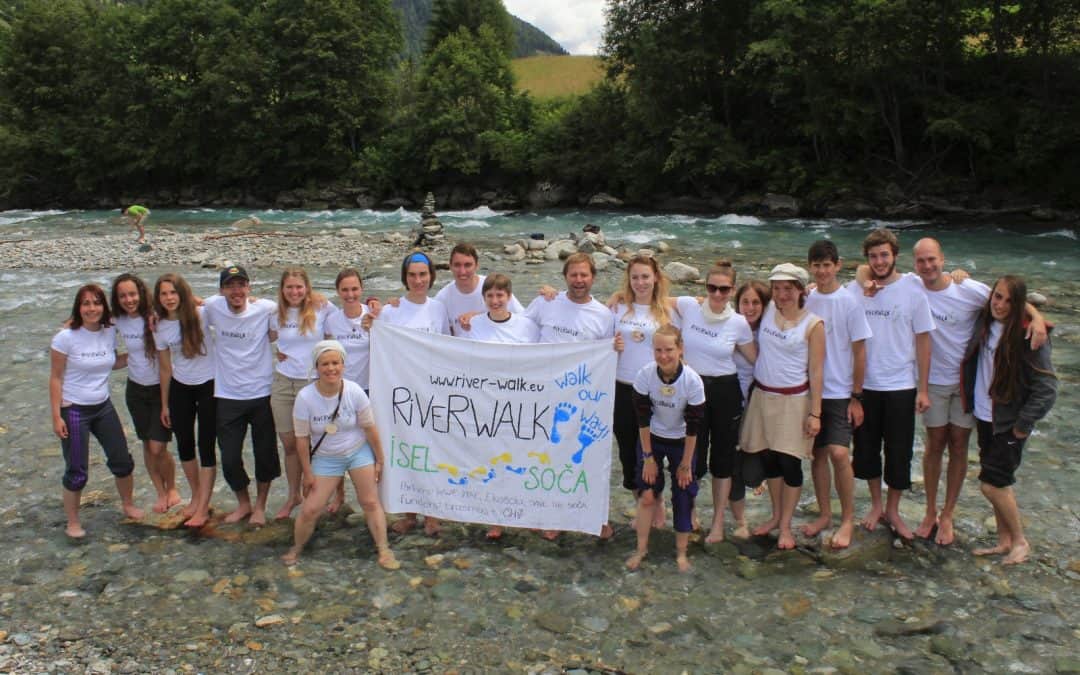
xmin=706 ymin=284 xmax=733 ymax=294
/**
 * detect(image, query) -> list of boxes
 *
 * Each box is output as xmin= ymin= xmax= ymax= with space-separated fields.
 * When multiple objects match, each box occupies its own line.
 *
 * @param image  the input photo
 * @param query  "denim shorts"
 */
xmin=311 ymin=443 xmax=375 ymax=477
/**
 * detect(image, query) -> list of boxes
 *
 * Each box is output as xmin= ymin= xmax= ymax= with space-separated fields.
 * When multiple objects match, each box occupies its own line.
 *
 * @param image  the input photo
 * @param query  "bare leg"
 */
xmin=391 ymin=513 xmax=418 ymax=534
xmin=178 ymin=458 xmax=200 ymax=519
xmin=752 ymin=477 xmax=783 ymax=535
xmin=224 ymin=489 xmax=253 ymax=523
xmin=884 ymin=487 xmax=914 ymax=540
xmin=706 ymin=477 xmax=730 ymax=543
xmin=861 ymin=477 xmax=885 ymax=530
xmin=917 ymin=425 xmax=947 ymax=538
xmin=184 ymin=466 xmax=215 ymax=528
xmin=143 ymin=441 xmax=169 ymax=513
xmin=973 ymin=500 xmax=1011 ymax=556
xmin=63 ymin=488 xmax=85 ymax=538
xmin=282 ymin=475 xmax=339 ymax=565
xmin=675 ymin=532 xmax=691 ymax=572
xmin=250 ymin=481 xmax=271 ymax=526
xmin=627 ymin=491 xmax=655 ymax=570
xmin=348 ymin=466 xmax=399 ymax=569
xmin=777 ymin=483 xmax=801 ymax=550
xmin=326 ymin=478 xmax=346 ymax=514
xmin=275 ymin=432 xmax=302 ymax=520
xmin=652 ymin=500 xmax=667 ymax=529
xmin=828 ymin=445 xmax=856 ymax=549
xmin=801 ymin=447 xmax=832 ymax=537
xmin=936 ymin=425 xmax=971 ymax=546
xmin=980 ymin=482 xmax=1030 ymax=564
xmin=115 ymin=475 xmax=145 ymax=520
xmin=157 ymin=445 xmax=182 ymax=509
xmin=730 ymin=497 xmax=749 ymax=538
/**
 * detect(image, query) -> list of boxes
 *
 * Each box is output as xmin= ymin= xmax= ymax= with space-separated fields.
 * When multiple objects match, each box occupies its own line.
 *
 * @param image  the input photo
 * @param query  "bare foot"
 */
xmin=830 ymin=520 xmax=854 ymax=549
xmin=860 ymin=506 xmax=884 ymax=531
xmin=704 ymin=527 xmax=725 ymax=544
xmin=249 ymin=509 xmax=267 ymax=527
xmin=281 ymin=547 xmax=301 ymax=566
xmin=391 ymin=515 xmax=418 ymax=534
xmin=223 ymin=506 xmax=252 ymax=524
xmin=377 ymin=549 xmax=401 ymax=570
xmin=183 ymin=512 xmax=210 ymax=529
xmin=676 ymin=552 xmax=691 ymax=572
xmin=180 ymin=502 xmax=197 ymax=520
xmin=486 ymin=526 xmax=504 ymax=540
xmin=915 ymin=512 xmax=938 ymax=539
xmin=777 ymin=529 xmax=796 ymax=550
xmin=625 ymin=550 xmax=647 ymax=571
xmin=153 ymin=494 xmax=170 ymax=514
xmin=1002 ymin=541 xmax=1030 ymax=565
xmin=732 ymin=521 xmax=750 ymax=539
xmin=423 ymin=517 xmax=442 ymax=537
xmin=974 ymin=541 xmax=1011 ymax=556
xmin=326 ymin=496 xmax=344 ymax=515
xmin=166 ymin=490 xmax=184 ymax=510
xmin=274 ymin=498 xmax=300 ymax=521
xmin=65 ymin=523 xmax=86 ymax=539
xmin=884 ymin=512 xmax=914 ymax=541
xmin=752 ymin=485 xmax=766 ymax=496
xmin=752 ymin=518 xmax=779 ymax=536
xmin=540 ymin=530 xmax=560 ymax=541
xmin=934 ymin=515 xmax=955 ymax=546
xmin=599 ymin=523 xmax=614 ymax=540
xmin=800 ymin=514 xmax=832 ymax=538
xmin=122 ymin=503 xmax=146 ymax=520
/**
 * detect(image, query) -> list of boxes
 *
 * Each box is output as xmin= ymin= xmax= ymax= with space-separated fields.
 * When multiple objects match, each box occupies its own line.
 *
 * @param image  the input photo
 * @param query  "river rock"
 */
xmin=534 ymin=610 xmax=573 ymax=634
xmin=254 ymin=614 xmax=286 ymax=628
xmin=763 ymin=193 xmax=800 ymax=216
xmin=175 ymin=569 xmax=210 ymax=584
xmin=873 ymin=618 xmax=949 ymax=637
xmin=544 ymin=239 xmax=578 ymax=261
xmin=587 ymin=192 xmax=624 ymax=208
xmin=577 ymin=237 xmax=596 ymax=254
xmin=504 ymin=244 xmax=526 ymax=262
xmin=339 ymin=228 xmax=362 ymax=237
xmin=593 ymin=252 xmax=611 ymax=271
xmin=656 ymin=241 xmax=671 ymax=253
xmin=818 ymin=527 xmax=893 ymax=569
xmin=663 ymin=261 xmax=700 ymax=283
xmin=526 ymin=182 xmax=571 ymax=209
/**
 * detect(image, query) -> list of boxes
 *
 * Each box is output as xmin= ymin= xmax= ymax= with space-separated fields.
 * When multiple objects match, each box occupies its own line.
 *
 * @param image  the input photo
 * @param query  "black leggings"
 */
xmin=761 ymin=450 xmax=804 ymax=488
xmin=169 ymin=378 xmax=217 ymax=467
xmin=613 ymin=382 xmax=640 ymax=491
xmin=694 ymin=374 xmax=745 ymax=501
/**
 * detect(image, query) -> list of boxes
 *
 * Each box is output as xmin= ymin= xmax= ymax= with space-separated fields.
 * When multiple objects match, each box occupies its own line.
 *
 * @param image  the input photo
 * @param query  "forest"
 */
xmin=0 ymin=0 xmax=1077 ymax=210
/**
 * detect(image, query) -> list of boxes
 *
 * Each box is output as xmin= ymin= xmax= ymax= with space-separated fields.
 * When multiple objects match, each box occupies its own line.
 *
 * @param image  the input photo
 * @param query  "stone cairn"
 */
xmin=412 ymin=192 xmax=445 ymax=248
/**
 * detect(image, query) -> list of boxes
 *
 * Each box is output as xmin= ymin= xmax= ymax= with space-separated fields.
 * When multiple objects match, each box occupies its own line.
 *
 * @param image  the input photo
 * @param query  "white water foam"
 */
xmin=443 ymin=206 xmax=508 ymax=219
xmin=448 ymin=219 xmax=491 ymax=229
xmin=621 ymin=229 xmax=680 ymax=244
xmin=0 ymin=209 xmax=68 ymax=226
xmin=1034 ymin=228 xmax=1077 ymax=240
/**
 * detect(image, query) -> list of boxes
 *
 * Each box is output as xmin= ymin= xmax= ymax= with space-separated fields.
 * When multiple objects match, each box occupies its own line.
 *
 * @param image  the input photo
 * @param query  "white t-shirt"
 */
xmin=615 ymin=303 xmax=675 ymax=384
xmin=805 ymin=287 xmax=873 ymax=399
xmin=465 ymin=313 xmax=540 ymax=344
xmin=754 ymin=304 xmax=821 ymax=391
xmin=293 ymin=380 xmax=372 ymax=458
xmin=115 ymin=314 xmax=158 ymax=386
xmin=324 ymin=306 xmax=372 ymax=389
xmin=51 ymin=326 xmax=116 ymax=405
xmin=380 ymin=296 xmax=451 ymax=335
xmin=154 ymin=308 xmax=214 ymax=386
xmin=849 ymin=274 xmax=936 ymax=391
xmin=633 ymin=362 xmax=707 ymax=440
xmin=916 ymin=274 xmax=991 ymax=385
xmin=974 ymin=321 xmax=1002 ymax=422
xmin=434 ymin=276 xmax=525 ymax=335
xmin=526 ymin=292 xmax=615 ymax=343
xmin=676 ymin=297 xmax=754 ymax=377
xmin=271 ymin=303 xmax=334 ymax=380
xmin=734 ymin=328 xmax=757 ymax=400
xmin=203 ymin=295 xmax=276 ymax=400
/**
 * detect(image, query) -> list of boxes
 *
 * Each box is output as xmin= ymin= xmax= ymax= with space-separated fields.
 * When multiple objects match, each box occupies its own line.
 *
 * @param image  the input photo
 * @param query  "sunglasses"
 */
xmin=706 ymin=284 xmax=733 ymax=294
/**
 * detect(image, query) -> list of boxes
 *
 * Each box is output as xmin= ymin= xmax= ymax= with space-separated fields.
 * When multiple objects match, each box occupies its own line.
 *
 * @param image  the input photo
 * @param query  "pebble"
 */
xmin=254 ymin=615 xmax=286 ymax=628
xmin=174 ymin=569 xmax=210 ymax=584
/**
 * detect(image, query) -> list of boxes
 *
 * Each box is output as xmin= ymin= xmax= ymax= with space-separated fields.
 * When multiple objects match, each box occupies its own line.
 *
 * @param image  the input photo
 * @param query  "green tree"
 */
xmin=426 ymin=0 xmax=513 ymax=57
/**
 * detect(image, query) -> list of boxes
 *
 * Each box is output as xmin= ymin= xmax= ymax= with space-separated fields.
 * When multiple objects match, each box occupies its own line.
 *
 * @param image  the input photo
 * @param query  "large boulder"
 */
xmin=504 ymin=243 xmax=526 ymax=262
xmin=663 ymin=261 xmax=700 ymax=283
xmin=544 ymin=239 xmax=579 ymax=261
xmin=587 ymin=192 xmax=624 ymax=208
xmin=763 ymin=193 xmax=801 ymax=216
xmin=526 ymin=182 xmax=572 ymax=209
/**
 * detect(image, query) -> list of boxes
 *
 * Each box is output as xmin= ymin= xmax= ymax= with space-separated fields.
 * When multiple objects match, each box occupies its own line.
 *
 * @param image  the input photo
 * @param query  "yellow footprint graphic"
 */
xmin=436 ymin=463 xmax=461 ymax=477
xmin=469 ymin=466 xmax=488 ymax=478
xmin=527 ymin=451 xmax=551 ymax=465
xmin=488 ymin=452 xmax=512 ymax=465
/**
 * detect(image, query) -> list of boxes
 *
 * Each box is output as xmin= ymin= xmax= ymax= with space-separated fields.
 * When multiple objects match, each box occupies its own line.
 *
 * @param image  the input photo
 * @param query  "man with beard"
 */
xmin=848 ymin=229 xmax=935 ymax=540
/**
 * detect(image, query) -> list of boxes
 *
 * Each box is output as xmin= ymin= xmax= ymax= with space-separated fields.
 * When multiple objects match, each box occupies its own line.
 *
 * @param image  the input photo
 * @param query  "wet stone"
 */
xmin=534 ymin=610 xmax=573 ymax=634
xmin=581 ymin=616 xmax=609 ymax=633
xmin=874 ymin=618 xmax=949 ymax=637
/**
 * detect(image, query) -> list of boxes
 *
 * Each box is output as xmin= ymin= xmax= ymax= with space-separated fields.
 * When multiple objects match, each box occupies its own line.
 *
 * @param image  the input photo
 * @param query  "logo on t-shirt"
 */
xmin=219 ymin=329 xmax=249 ymax=339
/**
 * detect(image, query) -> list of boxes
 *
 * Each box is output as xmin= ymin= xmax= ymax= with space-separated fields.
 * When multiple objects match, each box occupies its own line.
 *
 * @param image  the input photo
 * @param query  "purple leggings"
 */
xmin=636 ymin=434 xmax=698 ymax=533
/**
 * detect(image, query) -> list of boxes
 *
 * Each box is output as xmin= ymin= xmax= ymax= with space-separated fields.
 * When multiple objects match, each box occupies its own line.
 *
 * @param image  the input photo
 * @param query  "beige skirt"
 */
xmin=739 ymin=388 xmax=813 ymax=460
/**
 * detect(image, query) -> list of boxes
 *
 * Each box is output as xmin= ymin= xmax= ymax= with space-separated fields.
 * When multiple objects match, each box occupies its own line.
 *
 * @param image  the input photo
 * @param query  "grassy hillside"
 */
xmin=512 ymin=55 xmax=604 ymax=100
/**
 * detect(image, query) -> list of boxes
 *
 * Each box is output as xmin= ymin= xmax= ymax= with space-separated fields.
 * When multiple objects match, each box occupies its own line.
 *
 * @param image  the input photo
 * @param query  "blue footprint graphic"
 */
xmin=572 ymin=412 xmax=610 ymax=464
xmin=448 ymin=476 xmax=469 ymax=486
xmin=481 ymin=468 xmax=497 ymax=484
xmin=551 ymin=402 xmax=578 ymax=443
xmin=504 ymin=465 xmax=526 ymax=475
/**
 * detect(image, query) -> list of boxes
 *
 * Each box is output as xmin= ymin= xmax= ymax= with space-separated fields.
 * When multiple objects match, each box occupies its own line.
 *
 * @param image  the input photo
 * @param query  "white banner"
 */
xmin=371 ymin=322 xmax=615 ymax=535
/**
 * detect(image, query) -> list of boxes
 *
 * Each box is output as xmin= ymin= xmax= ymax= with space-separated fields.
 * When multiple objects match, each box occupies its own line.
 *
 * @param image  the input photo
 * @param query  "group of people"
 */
xmin=48 ymin=230 xmax=1057 ymax=571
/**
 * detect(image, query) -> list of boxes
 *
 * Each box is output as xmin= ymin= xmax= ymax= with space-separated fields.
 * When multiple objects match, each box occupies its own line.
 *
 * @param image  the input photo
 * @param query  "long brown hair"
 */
xmin=154 ymin=273 xmax=205 ymax=359
xmin=111 ymin=273 xmax=157 ymax=362
xmin=619 ymin=254 xmax=671 ymax=327
xmin=734 ymin=279 xmax=771 ymax=329
xmin=277 ymin=267 xmax=324 ymax=335
xmin=70 ymin=284 xmax=112 ymax=329
xmin=982 ymin=276 xmax=1055 ymax=402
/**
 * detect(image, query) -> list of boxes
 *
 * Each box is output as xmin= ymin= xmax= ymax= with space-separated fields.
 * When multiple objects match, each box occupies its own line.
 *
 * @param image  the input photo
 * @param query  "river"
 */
xmin=0 ymin=207 xmax=1076 ymax=672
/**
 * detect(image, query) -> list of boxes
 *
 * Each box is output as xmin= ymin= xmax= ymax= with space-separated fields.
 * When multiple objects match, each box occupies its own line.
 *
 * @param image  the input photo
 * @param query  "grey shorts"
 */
xmin=923 ymin=383 xmax=974 ymax=429
xmin=270 ymin=371 xmax=309 ymax=433
xmin=813 ymin=398 xmax=853 ymax=449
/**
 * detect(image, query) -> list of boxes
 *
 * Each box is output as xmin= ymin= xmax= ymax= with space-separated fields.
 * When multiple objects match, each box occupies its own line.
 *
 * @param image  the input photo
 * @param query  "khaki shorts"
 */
xmin=923 ymin=383 xmax=974 ymax=429
xmin=271 ymin=371 xmax=310 ymax=433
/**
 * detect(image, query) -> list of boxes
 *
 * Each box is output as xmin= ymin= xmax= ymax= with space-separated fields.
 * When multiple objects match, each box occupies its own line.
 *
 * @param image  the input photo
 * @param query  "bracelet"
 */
xmin=808 ymin=412 xmax=820 ymax=419
xmin=643 ymin=454 xmax=655 ymax=462
xmin=851 ymin=392 xmax=864 ymax=401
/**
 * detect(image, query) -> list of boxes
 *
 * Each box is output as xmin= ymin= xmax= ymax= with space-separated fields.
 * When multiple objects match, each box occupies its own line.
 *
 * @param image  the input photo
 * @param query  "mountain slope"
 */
xmin=391 ymin=0 xmax=567 ymax=58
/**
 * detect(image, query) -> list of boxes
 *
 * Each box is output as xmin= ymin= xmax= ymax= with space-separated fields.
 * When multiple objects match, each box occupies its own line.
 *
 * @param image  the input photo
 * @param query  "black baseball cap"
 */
xmin=219 ymin=265 xmax=250 ymax=286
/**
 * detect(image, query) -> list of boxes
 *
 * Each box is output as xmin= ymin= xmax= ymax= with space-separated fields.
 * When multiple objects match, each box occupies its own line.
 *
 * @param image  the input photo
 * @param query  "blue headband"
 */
xmin=406 ymin=252 xmax=431 ymax=265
